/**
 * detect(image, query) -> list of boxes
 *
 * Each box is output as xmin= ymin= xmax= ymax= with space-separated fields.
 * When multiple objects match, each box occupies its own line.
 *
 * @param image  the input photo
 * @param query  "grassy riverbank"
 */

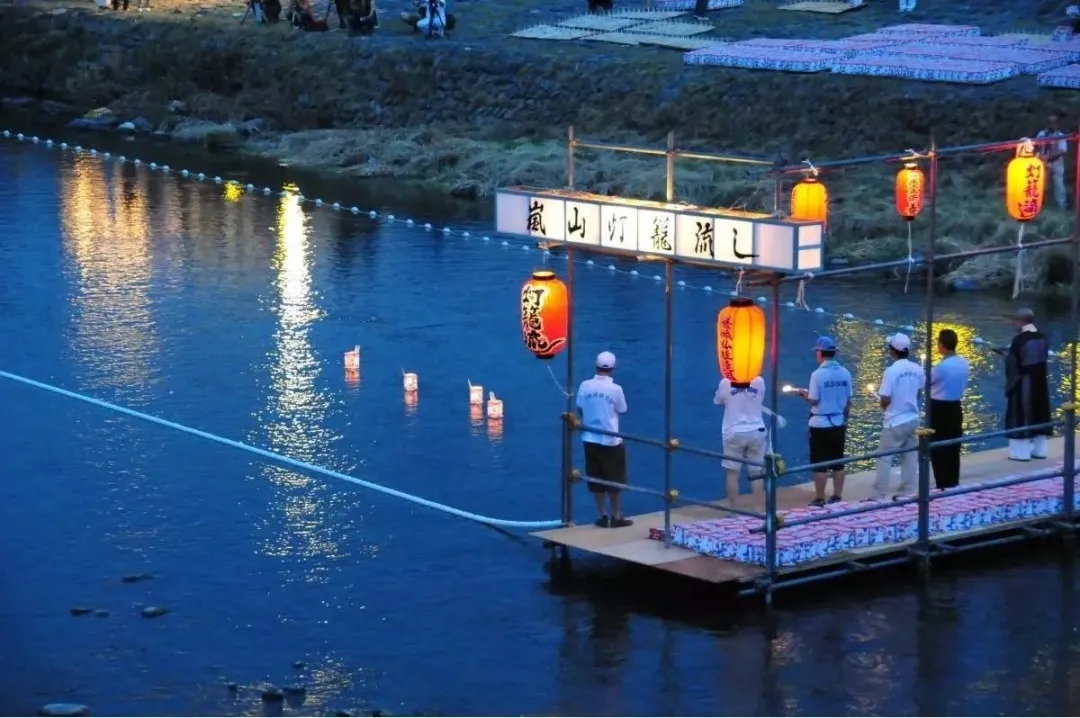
xmin=1 ymin=0 xmax=1079 ymax=289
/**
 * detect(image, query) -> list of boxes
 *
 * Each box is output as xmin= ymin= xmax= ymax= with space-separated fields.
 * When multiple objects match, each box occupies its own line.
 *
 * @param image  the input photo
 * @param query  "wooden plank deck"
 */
xmin=532 ymin=437 xmax=1068 ymax=585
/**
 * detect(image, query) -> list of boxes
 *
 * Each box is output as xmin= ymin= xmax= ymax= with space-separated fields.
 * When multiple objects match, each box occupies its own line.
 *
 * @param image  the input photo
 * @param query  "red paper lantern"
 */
xmin=1006 ymin=142 xmax=1046 ymax=222
xmin=790 ymin=177 xmax=828 ymax=224
xmin=895 ymin=161 xmax=925 ymax=221
xmin=520 ymin=270 xmax=568 ymax=359
xmin=716 ymin=297 xmax=766 ymax=384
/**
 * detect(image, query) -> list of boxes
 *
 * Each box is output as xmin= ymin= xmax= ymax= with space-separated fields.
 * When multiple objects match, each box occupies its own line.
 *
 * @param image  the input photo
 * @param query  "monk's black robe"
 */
xmin=1004 ymin=329 xmax=1053 ymax=438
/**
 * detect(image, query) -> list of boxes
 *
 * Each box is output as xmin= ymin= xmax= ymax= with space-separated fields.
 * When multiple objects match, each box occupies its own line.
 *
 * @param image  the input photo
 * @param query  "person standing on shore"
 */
xmin=797 ymin=336 xmax=852 ymax=507
xmin=928 ymin=329 xmax=970 ymax=490
xmin=871 ymin=333 xmax=923 ymax=500
xmin=1037 ymin=113 xmax=1069 ymax=210
xmin=577 ymin=351 xmax=632 ymax=529
xmin=996 ymin=308 xmax=1053 ymax=461
xmin=713 ymin=374 xmax=767 ymax=509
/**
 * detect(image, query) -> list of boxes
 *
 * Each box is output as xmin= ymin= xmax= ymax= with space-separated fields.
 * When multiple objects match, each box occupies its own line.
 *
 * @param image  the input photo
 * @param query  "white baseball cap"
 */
xmin=887 ymin=333 xmax=912 ymax=352
xmin=596 ymin=351 xmax=617 ymax=370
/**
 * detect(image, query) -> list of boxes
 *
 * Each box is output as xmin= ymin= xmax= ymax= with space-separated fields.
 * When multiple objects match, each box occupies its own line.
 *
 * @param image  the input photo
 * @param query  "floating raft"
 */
xmin=648 ymin=462 xmax=1079 ymax=568
xmin=875 ymin=22 xmax=981 ymax=36
xmin=778 ymin=1 xmax=866 ymax=14
xmin=651 ymin=0 xmax=743 ymax=9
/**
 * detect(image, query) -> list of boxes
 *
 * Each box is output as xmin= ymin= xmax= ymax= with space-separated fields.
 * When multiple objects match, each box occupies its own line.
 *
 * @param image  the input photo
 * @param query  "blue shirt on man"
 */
xmin=930 ymin=353 xmax=970 ymax=401
xmin=808 ymin=360 xmax=853 ymax=428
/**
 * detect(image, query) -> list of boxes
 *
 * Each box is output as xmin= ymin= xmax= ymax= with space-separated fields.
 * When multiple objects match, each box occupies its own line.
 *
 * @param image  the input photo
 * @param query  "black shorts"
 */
xmin=583 ymin=442 xmax=627 ymax=494
xmin=808 ymin=425 xmax=847 ymax=472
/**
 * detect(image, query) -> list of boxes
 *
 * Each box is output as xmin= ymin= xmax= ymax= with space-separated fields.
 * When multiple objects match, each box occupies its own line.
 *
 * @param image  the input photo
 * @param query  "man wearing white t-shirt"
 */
xmin=870 ymin=333 xmax=923 ymax=500
xmin=576 ymin=351 xmax=631 ymax=529
xmin=713 ymin=375 xmax=767 ymax=509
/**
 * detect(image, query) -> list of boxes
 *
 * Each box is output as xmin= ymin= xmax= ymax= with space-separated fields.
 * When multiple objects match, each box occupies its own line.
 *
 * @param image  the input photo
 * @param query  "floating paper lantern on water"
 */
xmin=486 ymin=392 xmax=504 ymax=420
xmin=520 ymin=270 xmax=568 ymax=359
xmin=468 ymin=381 xmax=484 ymax=406
xmin=716 ymin=297 xmax=766 ymax=385
xmin=1006 ymin=139 xmax=1046 ymax=222
xmin=895 ymin=159 xmax=925 ymax=221
xmin=403 ymin=372 xmax=419 ymax=392
xmin=790 ymin=168 xmax=828 ymax=224
xmin=344 ymin=346 xmax=360 ymax=370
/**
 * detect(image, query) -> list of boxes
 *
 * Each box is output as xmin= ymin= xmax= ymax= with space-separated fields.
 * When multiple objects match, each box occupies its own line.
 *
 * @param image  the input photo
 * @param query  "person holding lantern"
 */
xmin=576 ymin=351 xmax=632 ymax=529
xmin=994 ymin=308 xmax=1052 ymax=462
xmin=713 ymin=374 xmax=767 ymax=509
xmin=797 ymin=336 xmax=853 ymax=507
xmin=870 ymin=333 xmax=923 ymax=501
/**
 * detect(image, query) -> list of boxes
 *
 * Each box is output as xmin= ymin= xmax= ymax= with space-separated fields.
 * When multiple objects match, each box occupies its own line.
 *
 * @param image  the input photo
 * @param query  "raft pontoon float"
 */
xmin=495 ymin=126 xmax=1080 ymax=605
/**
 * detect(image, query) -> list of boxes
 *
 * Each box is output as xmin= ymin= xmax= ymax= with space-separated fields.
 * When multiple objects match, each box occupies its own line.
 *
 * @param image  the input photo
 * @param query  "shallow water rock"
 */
xmin=283 ymin=685 xmax=306 ymax=697
xmin=225 ymin=682 xmax=238 ymax=691
xmin=121 ymin=573 xmax=154 ymax=583
xmin=69 ymin=607 xmax=92 ymax=616
xmin=39 ymin=703 xmax=89 ymax=717
xmin=131 ymin=117 xmax=153 ymax=133
xmin=66 ymin=118 xmax=113 ymax=132
xmin=116 ymin=121 xmax=136 ymax=134
xmin=93 ymin=609 xmax=109 ymax=618
xmin=291 ymin=660 xmax=306 ymax=669
xmin=261 ymin=688 xmax=284 ymax=703
xmin=448 ymin=182 xmax=478 ymax=200
xmin=140 ymin=606 xmax=169 ymax=618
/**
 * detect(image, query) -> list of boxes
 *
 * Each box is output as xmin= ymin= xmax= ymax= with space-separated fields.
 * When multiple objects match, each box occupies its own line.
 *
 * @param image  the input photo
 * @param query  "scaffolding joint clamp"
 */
xmin=570 ymin=469 xmax=581 ymax=483
xmin=667 ymin=438 xmax=681 ymax=450
xmin=666 ymin=488 xmax=679 ymax=501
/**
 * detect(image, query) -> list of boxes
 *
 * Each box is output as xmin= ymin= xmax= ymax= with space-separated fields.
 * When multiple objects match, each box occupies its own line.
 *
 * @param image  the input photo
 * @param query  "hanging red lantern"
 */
xmin=520 ymin=269 xmax=568 ymax=360
xmin=716 ymin=297 xmax=766 ymax=384
xmin=790 ymin=175 xmax=828 ymax=224
xmin=1006 ymin=140 xmax=1046 ymax=222
xmin=895 ymin=160 xmax=925 ymax=221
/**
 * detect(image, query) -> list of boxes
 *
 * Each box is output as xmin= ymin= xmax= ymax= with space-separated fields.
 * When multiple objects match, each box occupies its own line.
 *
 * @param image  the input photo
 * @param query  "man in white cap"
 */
xmin=870 ymin=333 xmax=923 ymax=500
xmin=576 ymin=351 xmax=632 ymax=528
xmin=995 ymin=308 xmax=1052 ymax=461
xmin=713 ymin=373 xmax=767 ymax=509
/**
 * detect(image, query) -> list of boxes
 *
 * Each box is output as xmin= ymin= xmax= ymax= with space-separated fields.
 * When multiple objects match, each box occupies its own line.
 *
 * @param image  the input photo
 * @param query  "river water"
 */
xmin=1 ymin=137 xmax=1079 ymax=716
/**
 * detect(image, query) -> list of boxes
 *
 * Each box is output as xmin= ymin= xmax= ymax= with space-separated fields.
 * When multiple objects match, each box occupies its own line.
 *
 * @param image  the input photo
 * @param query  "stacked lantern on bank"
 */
xmin=520 ymin=270 xmax=569 ymax=359
xmin=790 ymin=165 xmax=828 ymax=225
xmin=716 ymin=297 xmax=766 ymax=384
xmin=1006 ymin=140 xmax=1046 ymax=222
xmin=895 ymin=160 xmax=925 ymax=221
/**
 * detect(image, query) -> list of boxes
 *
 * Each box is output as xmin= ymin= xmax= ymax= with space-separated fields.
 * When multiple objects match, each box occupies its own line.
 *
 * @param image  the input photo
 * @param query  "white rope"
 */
xmin=0 ymin=370 xmax=562 ymax=530
xmin=1012 ymin=223 xmax=1027 ymax=299
xmin=734 ymin=269 xmax=745 ymax=296
xmin=795 ymin=274 xmax=812 ymax=310
xmin=903 ymin=222 xmax=915 ymax=295
xmin=546 ymin=362 xmax=572 ymax=398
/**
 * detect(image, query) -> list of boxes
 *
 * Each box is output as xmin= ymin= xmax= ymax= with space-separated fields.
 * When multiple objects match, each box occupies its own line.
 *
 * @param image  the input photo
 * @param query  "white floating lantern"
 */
xmin=16 ymin=133 xmax=23 ymax=141
xmin=486 ymin=392 xmax=504 ymax=420
xmin=403 ymin=372 xmax=419 ymax=392
xmin=344 ymin=345 xmax=360 ymax=370
xmin=468 ymin=381 xmax=484 ymax=406
xmin=213 ymin=176 xmax=222 ymax=184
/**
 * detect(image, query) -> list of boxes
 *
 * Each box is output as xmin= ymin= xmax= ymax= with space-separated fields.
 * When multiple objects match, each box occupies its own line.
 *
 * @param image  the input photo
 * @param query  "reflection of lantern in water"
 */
xmin=487 ymin=418 xmax=503 ymax=440
xmin=1006 ymin=139 xmax=1046 ymax=222
xmin=486 ymin=392 xmax=504 ymax=419
xmin=404 ymin=390 xmax=418 ymax=412
xmin=403 ymin=372 xmax=419 ymax=392
xmin=345 ymin=368 xmax=360 ymax=387
xmin=716 ymin=297 xmax=766 ymax=384
xmin=468 ymin=381 xmax=484 ymax=406
xmin=520 ymin=270 xmax=568 ymax=359
xmin=469 ymin=404 xmax=484 ymax=426
xmin=344 ymin=346 xmax=360 ymax=370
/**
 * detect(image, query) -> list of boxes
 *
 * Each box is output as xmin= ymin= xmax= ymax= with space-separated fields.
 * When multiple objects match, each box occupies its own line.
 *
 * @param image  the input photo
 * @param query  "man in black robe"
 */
xmin=998 ymin=308 xmax=1053 ymax=461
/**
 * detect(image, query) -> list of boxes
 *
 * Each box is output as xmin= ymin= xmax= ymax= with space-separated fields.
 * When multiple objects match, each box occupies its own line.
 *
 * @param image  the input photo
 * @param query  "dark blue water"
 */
xmin=2 ymin=139 xmax=1080 ymax=716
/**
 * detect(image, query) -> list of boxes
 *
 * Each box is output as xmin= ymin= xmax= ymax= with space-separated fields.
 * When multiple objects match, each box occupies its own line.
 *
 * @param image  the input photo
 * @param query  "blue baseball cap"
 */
xmin=814 ymin=336 xmax=837 ymax=352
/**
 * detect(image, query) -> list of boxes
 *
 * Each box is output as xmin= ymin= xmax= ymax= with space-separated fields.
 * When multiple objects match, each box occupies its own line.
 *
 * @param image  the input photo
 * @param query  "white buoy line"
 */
xmin=3 ymin=128 xmax=1062 ymax=362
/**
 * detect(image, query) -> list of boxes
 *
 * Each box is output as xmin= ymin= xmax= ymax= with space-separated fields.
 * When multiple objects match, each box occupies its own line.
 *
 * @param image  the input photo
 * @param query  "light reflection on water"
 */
xmin=3 ymin=142 xmax=1080 ymax=716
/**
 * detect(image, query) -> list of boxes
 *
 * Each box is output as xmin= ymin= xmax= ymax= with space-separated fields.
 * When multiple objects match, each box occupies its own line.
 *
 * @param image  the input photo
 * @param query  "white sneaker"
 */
xmin=1009 ymin=438 xmax=1033 ymax=461
xmin=1032 ymin=435 xmax=1048 ymax=459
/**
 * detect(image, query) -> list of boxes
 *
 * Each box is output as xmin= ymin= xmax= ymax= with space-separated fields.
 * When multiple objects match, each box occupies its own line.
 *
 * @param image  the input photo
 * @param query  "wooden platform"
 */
xmin=532 ymin=437 xmax=1068 ymax=586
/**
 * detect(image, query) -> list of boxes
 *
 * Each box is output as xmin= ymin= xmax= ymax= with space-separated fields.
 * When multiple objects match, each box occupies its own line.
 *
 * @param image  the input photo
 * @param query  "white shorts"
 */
xmin=722 ymin=428 xmax=767 ymax=477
